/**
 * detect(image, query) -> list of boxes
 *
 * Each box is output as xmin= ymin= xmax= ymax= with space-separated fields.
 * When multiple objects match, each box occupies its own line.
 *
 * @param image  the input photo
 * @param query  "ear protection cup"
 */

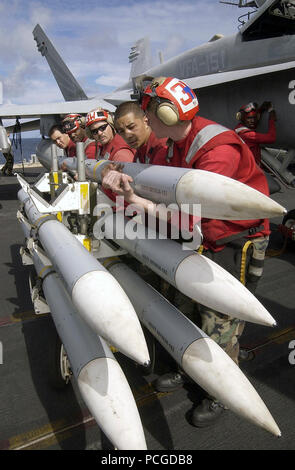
xmin=156 ymin=100 xmax=179 ymax=126
xmin=142 ymin=76 xmax=199 ymax=124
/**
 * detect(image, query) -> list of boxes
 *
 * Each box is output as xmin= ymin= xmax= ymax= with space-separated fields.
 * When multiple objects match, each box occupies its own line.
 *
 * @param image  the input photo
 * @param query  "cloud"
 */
xmin=95 ymin=63 xmax=131 ymax=88
xmin=0 ymin=0 xmax=241 ymax=108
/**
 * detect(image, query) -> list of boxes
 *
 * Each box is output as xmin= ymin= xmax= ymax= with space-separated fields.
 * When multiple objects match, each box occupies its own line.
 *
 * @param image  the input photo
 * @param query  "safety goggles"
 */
xmin=91 ymin=123 xmax=109 ymax=135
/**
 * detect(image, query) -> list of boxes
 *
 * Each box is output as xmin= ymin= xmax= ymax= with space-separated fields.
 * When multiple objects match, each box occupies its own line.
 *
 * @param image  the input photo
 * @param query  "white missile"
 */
xmin=17 ymin=189 xmax=150 ymax=366
xmin=37 ymin=141 xmax=286 ymax=220
xmin=103 ymin=212 xmax=276 ymax=327
xmin=29 ymin=245 xmax=147 ymax=450
xmin=105 ymin=258 xmax=280 ymax=437
xmin=79 ymin=158 xmax=286 ymax=220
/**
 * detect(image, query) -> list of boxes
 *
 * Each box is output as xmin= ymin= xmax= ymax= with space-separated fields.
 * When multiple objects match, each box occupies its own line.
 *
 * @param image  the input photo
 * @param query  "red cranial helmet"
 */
xmin=237 ymin=102 xmax=259 ymax=121
xmin=85 ymin=108 xmax=115 ymax=138
xmin=141 ymin=77 xmax=199 ymax=126
xmin=86 ymin=108 xmax=110 ymax=127
xmin=62 ymin=114 xmax=84 ymax=134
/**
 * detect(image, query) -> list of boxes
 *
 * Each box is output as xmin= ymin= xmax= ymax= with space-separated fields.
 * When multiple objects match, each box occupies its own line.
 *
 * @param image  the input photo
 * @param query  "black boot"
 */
xmin=154 ymin=372 xmax=187 ymax=392
xmin=191 ymin=397 xmax=226 ymax=428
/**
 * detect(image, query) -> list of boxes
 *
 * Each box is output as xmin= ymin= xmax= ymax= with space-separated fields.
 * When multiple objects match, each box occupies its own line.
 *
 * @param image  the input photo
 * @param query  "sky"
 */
xmin=0 ymin=0 xmax=252 ymax=136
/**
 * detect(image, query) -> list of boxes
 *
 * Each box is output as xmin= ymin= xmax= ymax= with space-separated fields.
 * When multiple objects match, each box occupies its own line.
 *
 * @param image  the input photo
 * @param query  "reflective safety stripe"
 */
xmin=185 ymin=124 xmax=229 ymax=164
xmin=83 ymin=138 xmax=94 ymax=150
xmin=97 ymin=148 xmax=110 ymax=160
xmin=235 ymin=126 xmax=249 ymax=134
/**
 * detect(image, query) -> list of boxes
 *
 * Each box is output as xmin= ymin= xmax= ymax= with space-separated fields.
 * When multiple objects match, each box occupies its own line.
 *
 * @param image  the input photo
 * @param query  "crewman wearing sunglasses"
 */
xmin=85 ymin=108 xmax=135 ymax=162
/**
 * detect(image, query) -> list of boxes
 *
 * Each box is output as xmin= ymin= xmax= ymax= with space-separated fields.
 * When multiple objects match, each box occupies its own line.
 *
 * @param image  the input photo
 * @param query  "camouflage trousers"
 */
xmin=197 ymin=236 xmax=269 ymax=365
xmin=1 ymin=151 xmax=14 ymax=175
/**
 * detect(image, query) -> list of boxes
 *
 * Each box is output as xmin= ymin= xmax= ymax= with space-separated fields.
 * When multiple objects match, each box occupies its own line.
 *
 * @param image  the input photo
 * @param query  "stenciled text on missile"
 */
xmin=93 ymin=195 xmax=202 ymax=250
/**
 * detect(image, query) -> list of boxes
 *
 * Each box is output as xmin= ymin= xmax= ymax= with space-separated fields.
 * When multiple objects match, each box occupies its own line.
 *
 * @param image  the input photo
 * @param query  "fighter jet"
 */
xmin=1 ymin=0 xmax=295 ymax=154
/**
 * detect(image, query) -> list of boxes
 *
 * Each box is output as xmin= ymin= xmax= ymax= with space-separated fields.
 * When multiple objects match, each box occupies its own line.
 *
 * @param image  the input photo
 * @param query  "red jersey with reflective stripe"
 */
xmin=66 ymin=137 xmax=96 ymax=159
xmin=134 ymin=131 xmax=168 ymax=165
xmin=235 ymin=118 xmax=276 ymax=165
xmin=170 ymin=116 xmax=270 ymax=251
xmin=96 ymin=134 xmax=135 ymax=162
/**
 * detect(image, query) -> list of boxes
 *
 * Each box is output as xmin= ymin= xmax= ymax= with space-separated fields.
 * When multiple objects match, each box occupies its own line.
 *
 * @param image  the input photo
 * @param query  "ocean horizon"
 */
xmin=0 ymin=138 xmax=41 ymax=164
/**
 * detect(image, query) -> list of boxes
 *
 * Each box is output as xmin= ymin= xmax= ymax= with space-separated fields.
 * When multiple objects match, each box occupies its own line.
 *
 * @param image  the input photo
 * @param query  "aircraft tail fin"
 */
xmin=33 ymin=24 xmax=88 ymax=102
xmin=128 ymin=37 xmax=153 ymax=79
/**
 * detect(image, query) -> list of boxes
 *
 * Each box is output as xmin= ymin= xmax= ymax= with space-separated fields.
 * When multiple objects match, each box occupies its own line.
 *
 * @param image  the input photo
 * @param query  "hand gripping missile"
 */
xmin=72 ymin=158 xmax=286 ymax=220
xmin=28 ymin=246 xmax=147 ymax=450
xmin=104 ymin=258 xmax=280 ymax=437
xmin=102 ymin=212 xmax=276 ymax=327
xmin=17 ymin=189 xmax=150 ymax=366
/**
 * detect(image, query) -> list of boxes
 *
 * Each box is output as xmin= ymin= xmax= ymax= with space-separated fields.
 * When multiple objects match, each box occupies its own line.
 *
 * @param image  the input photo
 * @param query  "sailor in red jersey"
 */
xmin=62 ymin=114 xmax=96 ymax=159
xmin=49 ymin=124 xmax=76 ymax=157
xmin=85 ymin=108 xmax=135 ymax=162
xmin=103 ymin=77 xmax=271 ymax=427
xmin=143 ymin=77 xmax=271 ymax=421
xmin=114 ymin=101 xmax=167 ymax=165
xmin=234 ymin=101 xmax=277 ymax=166
xmin=142 ymin=78 xmax=270 ymax=250
xmin=162 ymin=113 xmax=271 ymax=252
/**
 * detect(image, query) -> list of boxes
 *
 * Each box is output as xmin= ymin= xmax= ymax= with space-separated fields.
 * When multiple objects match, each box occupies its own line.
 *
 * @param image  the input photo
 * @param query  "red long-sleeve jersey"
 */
xmin=234 ymin=118 xmax=276 ymax=166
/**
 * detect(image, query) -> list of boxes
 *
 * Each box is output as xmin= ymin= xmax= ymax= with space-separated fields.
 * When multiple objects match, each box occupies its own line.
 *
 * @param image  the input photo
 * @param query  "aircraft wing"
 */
xmin=184 ymin=60 xmax=295 ymax=90
xmin=0 ymin=97 xmax=115 ymax=119
xmin=5 ymin=119 xmax=40 ymax=134
xmin=104 ymin=60 xmax=295 ymax=105
xmin=3 ymin=61 xmax=295 ymax=119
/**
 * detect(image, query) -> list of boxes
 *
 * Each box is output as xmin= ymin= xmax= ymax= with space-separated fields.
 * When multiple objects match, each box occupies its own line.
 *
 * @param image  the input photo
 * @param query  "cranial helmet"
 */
xmin=141 ymin=76 xmax=199 ymax=126
xmin=85 ymin=108 xmax=115 ymax=138
xmin=62 ymin=114 xmax=85 ymax=134
xmin=236 ymin=102 xmax=260 ymax=121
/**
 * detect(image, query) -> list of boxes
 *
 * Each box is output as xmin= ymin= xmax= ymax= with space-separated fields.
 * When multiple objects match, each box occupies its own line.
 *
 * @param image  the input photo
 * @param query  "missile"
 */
xmin=27 ymin=244 xmax=147 ymax=450
xmin=36 ymin=138 xmax=66 ymax=171
xmin=76 ymin=158 xmax=285 ymax=220
xmin=102 ymin=212 xmax=276 ymax=327
xmin=104 ymin=258 xmax=280 ymax=437
xmin=17 ymin=189 xmax=150 ymax=366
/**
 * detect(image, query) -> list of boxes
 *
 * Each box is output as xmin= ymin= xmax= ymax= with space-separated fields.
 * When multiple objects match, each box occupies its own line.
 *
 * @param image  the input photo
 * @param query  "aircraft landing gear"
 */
xmin=49 ymin=332 xmax=72 ymax=389
xmin=261 ymin=147 xmax=295 ymax=188
xmin=276 ymin=209 xmax=295 ymax=249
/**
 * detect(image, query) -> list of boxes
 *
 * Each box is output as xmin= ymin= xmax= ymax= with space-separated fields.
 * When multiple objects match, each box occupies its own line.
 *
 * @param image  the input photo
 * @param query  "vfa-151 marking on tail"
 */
xmin=1 ymin=0 xmax=295 ymax=150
